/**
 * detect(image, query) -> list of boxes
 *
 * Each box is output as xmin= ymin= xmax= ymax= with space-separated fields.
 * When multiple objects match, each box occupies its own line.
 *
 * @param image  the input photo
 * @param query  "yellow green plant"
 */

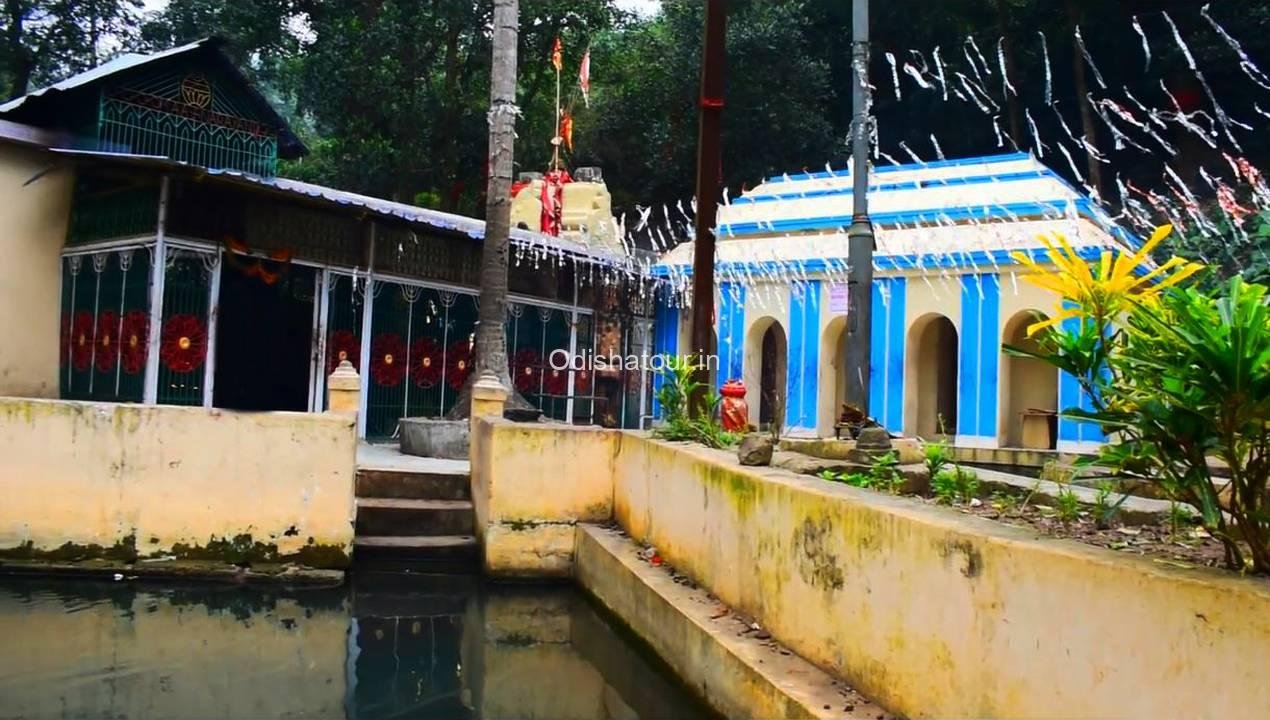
xmin=1006 ymin=224 xmax=1270 ymax=573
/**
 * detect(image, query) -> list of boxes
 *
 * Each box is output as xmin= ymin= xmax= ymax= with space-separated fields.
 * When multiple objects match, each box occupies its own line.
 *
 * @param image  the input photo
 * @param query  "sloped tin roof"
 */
xmin=0 ymin=38 xmax=306 ymax=158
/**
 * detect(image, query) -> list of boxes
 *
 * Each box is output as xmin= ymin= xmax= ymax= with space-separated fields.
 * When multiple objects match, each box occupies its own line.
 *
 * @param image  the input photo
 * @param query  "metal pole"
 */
xmin=844 ymin=0 xmax=875 ymax=418
xmin=690 ymin=0 xmax=727 ymax=417
xmin=143 ymin=175 xmax=170 ymax=405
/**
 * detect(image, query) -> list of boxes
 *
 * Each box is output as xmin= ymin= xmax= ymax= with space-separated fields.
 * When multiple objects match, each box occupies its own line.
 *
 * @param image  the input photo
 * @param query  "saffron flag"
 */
xmin=578 ymin=47 xmax=591 ymax=106
xmin=551 ymin=37 xmax=563 ymax=71
xmin=561 ymin=112 xmax=574 ymax=152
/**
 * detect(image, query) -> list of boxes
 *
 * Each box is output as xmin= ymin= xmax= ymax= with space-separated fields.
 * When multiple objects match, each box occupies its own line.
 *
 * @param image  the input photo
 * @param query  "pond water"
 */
xmin=0 ymin=574 xmax=716 ymax=719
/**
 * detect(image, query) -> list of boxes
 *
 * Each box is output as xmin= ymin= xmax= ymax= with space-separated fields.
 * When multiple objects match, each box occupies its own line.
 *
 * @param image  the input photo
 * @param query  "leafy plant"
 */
xmin=1168 ymin=501 xmax=1193 ymax=539
xmin=933 ymin=465 xmax=980 ymax=505
xmin=1055 ymin=486 xmax=1082 ymax=523
xmin=1008 ymin=225 xmax=1270 ymax=574
xmin=990 ymin=490 xmax=1019 ymax=514
xmin=923 ymin=438 xmax=951 ymax=483
xmin=869 ymin=451 xmax=905 ymax=495
xmin=818 ymin=469 xmax=872 ymax=489
xmin=652 ymin=356 xmax=738 ymax=449
xmin=1091 ymin=480 xmax=1129 ymax=529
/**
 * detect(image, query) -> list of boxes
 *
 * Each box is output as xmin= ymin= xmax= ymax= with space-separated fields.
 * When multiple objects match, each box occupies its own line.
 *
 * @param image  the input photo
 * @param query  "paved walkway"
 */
xmin=971 ymin=466 xmax=1186 ymax=522
xmin=357 ymin=443 xmax=470 ymax=475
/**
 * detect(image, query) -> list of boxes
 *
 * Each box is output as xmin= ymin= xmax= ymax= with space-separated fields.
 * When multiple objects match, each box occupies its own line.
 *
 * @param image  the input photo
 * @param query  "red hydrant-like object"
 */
xmin=719 ymin=379 xmax=748 ymax=432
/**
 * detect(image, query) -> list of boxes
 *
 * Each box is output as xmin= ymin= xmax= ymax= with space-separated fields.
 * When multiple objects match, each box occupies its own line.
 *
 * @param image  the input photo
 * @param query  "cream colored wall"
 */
xmin=0 ymin=589 xmax=347 ymax=718
xmin=997 ymin=277 xmax=1061 ymax=446
xmin=741 ymin=282 xmax=790 ymax=425
xmin=815 ymin=312 xmax=847 ymax=437
xmin=0 ymin=398 xmax=356 ymax=560
xmin=609 ymin=434 xmax=1270 ymax=719
xmin=470 ymin=418 xmax=615 ymax=577
xmin=0 ymin=145 xmax=74 ymax=398
xmin=902 ymin=275 xmax=961 ymax=437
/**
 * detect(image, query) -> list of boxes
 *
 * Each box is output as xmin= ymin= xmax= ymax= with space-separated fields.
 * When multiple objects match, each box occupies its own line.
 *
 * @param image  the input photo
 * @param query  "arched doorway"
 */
xmin=904 ymin=313 xmax=958 ymax=439
xmin=1000 ymin=311 xmax=1058 ymax=448
xmin=743 ymin=317 xmax=787 ymax=429
xmin=817 ymin=316 xmax=848 ymax=436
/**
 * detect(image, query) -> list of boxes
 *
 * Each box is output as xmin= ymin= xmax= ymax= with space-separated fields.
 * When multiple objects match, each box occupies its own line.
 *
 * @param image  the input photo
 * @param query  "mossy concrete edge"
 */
xmin=574 ymin=523 xmax=891 ymax=720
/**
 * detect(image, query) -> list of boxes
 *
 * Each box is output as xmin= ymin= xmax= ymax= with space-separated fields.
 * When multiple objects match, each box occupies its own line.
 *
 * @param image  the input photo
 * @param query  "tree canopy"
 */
xmin=5 ymin=0 xmax=1270 ymax=254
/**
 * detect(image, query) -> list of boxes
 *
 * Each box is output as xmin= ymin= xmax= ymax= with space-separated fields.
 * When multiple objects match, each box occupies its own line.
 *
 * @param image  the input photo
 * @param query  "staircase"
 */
xmin=353 ymin=456 xmax=478 ymax=572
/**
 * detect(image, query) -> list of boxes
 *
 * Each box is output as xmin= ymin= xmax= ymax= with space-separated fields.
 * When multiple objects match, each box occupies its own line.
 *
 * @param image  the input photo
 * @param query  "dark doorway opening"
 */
xmin=214 ymin=256 xmax=315 ymax=411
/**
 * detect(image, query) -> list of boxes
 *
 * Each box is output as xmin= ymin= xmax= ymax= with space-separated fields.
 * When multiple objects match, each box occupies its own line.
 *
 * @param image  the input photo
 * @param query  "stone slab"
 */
xmin=399 ymin=417 xmax=470 ymax=460
xmin=575 ymin=524 xmax=890 ymax=720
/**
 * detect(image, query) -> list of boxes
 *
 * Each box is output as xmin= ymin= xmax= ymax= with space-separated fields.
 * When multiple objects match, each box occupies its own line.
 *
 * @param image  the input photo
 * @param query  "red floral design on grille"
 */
xmin=159 ymin=314 xmax=207 ymax=373
xmin=542 ymin=365 xmax=568 ymax=396
xmin=574 ymin=367 xmax=592 ymax=394
xmin=445 ymin=341 xmax=473 ymax=390
xmin=410 ymin=337 xmax=443 ymax=388
xmin=119 ymin=310 xmax=149 ymax=375
xmin=370 ymin=333 xmax=406 ymax=387
xmin=511 ymin=348 xmax=542 ymax=393
xmin=326 ymin=330 xmax=360 ymax=374
xmin=94 ymin=310 xmax=119 ymax=373
xmin=70 ymin=311 xmax=94 ymax=372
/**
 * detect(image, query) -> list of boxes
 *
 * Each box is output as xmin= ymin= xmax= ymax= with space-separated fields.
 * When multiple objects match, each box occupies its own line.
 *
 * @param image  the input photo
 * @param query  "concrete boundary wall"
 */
xmin=611 ymin=433 xmax=1270 ymax=718
xmin=575 ymin=524 xmax=876 ymax=720
xmin=471 ymin=418 xmax=615 ymax=577
xmin=470 ymin=420 xmax=1270 ymax=716
xmin=0 ymin=397 xmax=356 ymax=565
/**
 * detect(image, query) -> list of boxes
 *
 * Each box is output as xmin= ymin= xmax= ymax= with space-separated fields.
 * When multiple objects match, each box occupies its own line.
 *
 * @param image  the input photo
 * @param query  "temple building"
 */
xmin=652 ymin=153 xmax=1136 ymax=452
xmin=0 ymin=38 xmax=656 ymax=438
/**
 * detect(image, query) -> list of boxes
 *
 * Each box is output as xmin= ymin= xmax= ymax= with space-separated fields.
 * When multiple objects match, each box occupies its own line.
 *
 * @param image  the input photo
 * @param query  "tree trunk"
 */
xmin=996 ymin=1 xmax=1024 ymax=146
xmin=446 ymin=0 xmax=535 ymax=419
xmin=1064 ymin=0 xmax=1103 ymax=198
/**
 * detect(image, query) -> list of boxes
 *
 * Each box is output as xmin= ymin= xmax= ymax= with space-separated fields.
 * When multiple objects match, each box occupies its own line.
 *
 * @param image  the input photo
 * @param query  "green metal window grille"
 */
xmin=508 ymin=304 xmax=575 ymax=422
xmin=156 ymin=251 xmax=213 ymax=406
xmin=66 ymin=176 xmax=158 ymax=246
xmin=376 ymin=224 xmax=481 ymax=288
xmin=97 ymin=68 xmax=279 ymax=177
xmin=60 ymin=249 xmax=151 ymax=403
xmin=320 ymin=273 xmax=365 ymax=411
xmin=364 ymin=282 xmax=478 ymax=439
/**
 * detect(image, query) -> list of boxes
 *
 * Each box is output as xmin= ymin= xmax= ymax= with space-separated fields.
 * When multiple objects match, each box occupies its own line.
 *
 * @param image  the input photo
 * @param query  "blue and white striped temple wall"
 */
xmin=649 ymin=152 xmax=1124 ymax=453
xmin=650 ymin=270 xmax=1103 ymax=452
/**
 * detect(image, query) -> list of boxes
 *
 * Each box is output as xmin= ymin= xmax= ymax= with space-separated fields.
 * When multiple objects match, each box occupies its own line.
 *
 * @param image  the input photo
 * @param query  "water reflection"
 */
xmin=0 ymin=575 xmax=713 ymax=720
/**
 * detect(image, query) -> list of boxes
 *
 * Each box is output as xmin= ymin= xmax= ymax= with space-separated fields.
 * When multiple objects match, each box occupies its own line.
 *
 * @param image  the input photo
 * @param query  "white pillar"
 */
xmin=142 ymin=175 xmax=170 ymax=405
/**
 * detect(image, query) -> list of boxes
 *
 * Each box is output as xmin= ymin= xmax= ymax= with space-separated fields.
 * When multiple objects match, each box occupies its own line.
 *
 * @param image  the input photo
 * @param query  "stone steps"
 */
xmin=355 ymin=498 xmax=475 ymax=537
xmin=355 ymin=469 xmax=471 ymax=501
xmin=353 ymin=461 xmax=477 ymax=572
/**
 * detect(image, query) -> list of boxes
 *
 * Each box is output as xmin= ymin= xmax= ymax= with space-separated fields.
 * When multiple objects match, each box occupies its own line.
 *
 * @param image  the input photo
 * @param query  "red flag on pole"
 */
xmin=551 ymin=37 xmax=563 ymax=71
xmin=561 ymin=112 xmax=574 ymax=152
xmin=578 ymin=47 xmax=591 ymax=107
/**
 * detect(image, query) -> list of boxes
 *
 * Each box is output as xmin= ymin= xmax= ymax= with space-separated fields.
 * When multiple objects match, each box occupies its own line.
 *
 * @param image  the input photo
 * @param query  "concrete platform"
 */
xmin=357 ymin=443 xmax=469 ymax=475
xmin=575 ymin=523 xmax=892 ymax=720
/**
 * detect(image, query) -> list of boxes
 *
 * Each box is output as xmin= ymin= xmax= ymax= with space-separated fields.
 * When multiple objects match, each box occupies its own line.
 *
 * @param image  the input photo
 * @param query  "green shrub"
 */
xmin=933 ymin=466 xmax=979 ymax=505
xmin=652 ymin=356 xmax=738 ymax=449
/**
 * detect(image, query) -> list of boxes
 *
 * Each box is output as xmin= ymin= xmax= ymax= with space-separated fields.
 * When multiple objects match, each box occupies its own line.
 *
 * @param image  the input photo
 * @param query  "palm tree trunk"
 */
xmin=446 ymin=0 xmax=536 ymax=419
xmin=475 ymin=0 xmax=518 ymax=384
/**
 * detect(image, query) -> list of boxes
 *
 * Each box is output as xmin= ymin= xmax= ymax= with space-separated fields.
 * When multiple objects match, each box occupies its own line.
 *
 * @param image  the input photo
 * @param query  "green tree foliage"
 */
xmin=7 ymin=0 xmax=1270 ymax=253
xmin=1 ymin=0 xmax=141 ymax=99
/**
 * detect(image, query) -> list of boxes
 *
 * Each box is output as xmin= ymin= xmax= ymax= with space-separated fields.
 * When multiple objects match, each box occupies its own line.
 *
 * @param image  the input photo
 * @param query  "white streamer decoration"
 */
xmin=1130 ymin=16 xmax=1151 ymax=72
xmin=885 ymin=51 xmax=902 ymax=100
xmin=1037 ymin=31 xmax=1053 ymax=106
xmin=1201 ymin=4 xmax=1270 ymax=92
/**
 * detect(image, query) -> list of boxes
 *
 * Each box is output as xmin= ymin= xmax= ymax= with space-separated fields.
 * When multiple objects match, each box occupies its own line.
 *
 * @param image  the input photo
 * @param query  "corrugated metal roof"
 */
xmin=0 ymin=38 xmax=306 ymax=158
xmin=0 ymin=39 xmax=211 ymax=114
xmin=49 ymin=148 xmax=631 ymax=269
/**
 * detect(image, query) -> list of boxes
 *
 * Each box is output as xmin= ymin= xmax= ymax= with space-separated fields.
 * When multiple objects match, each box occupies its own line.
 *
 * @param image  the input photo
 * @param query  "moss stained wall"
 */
xmin=0 ymin=398 xmax=355 ymax=567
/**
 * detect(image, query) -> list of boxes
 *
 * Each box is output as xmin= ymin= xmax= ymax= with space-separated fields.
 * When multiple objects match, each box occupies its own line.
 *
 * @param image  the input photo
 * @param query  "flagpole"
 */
xmin=554 ymin=58 xmax=561 ymax=170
